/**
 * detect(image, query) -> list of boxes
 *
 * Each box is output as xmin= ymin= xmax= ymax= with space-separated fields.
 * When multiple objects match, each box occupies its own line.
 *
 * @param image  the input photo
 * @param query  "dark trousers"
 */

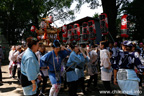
xmin=68 ymin=81 xmax=78 ymax=96
xmin=103 ymin=81 xmax=112 ymax=96
xmin=78 ymin=77 xmax=86 ymax=93
xmin=12 ymin=65 xmax=17 ymax=78
xmin=138 ymin=74 xmax=143 ymax=87
xmin=62 ymin=75 xmax=67 ymax=89
xmin=17 ymin=68 xmax=21 ymax=81
xmin=0 ymin=67 xmax=2 ymax=82
xmin=88 ymin=74 xmax=97 ymax=87
xmin=41 ymin=76 xmax=48 ymax=93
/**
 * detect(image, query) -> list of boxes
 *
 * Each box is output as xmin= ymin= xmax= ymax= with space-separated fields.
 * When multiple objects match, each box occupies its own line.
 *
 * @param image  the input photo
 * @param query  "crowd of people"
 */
xmin=0 ymin=37 xmax=144 ymax=96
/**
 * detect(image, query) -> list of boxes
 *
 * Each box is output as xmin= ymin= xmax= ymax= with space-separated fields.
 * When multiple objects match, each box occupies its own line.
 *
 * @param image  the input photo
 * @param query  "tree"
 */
xmin=101 ymin=0 xmax=117 ymax=40
xmin=123 ymin=0 xmax=144 ymax=41
xmin=75 ymin=0 xmax=131 ymax=41
xmin=0 ymin=0 xmax=133 ymax=45
xmin=101 ymin=0 xmax=132 ymax=41
xmin=0 ymin=0 xmax=75 ymax=45
xmin=93 ymin=13 xmax=99 ymax=18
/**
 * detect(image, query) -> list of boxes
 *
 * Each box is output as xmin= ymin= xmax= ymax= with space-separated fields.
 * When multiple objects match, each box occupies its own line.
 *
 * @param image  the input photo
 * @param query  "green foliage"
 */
xmin=93 ymin=13 xmax=99 ymax=18
xmin=74 ymin=0 xmax=99 ymax=11
xmin=116 ymin=17 xmax=121 ymax=35
xmin=122 ymin=0 xmax=144 ymax=41
xmin=1 ymin=0 xmax=140 ymax=44
xmin=0 ymin=0 xmax=76 ymax=45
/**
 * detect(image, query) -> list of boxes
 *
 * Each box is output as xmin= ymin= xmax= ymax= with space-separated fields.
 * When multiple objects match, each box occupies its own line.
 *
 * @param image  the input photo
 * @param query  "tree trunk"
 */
xmin=101 ymin=0 xmax=117 ymax=41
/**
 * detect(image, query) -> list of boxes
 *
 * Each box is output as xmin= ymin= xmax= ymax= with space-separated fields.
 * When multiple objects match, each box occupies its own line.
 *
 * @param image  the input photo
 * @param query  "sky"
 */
xmin=54 ymin=1 xmax=103 ymax=27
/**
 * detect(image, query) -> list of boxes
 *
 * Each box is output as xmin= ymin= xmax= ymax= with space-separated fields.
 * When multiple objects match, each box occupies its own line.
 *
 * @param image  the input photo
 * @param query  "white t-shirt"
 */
xmin=8 ymin=50 xmax=15 ymax=67
xmin=100 ymin=49 xmax=112 ymax=81
xmin=100 ymin=49 xmax=111 ymax=68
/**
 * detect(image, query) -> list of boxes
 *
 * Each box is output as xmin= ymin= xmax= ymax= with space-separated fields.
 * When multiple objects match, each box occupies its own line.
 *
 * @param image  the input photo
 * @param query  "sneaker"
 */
xmin=9 ymin=75 xmax=12 ymax=78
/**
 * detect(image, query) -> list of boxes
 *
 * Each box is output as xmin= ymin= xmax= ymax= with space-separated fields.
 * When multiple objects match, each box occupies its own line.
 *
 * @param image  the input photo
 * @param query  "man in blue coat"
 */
xmin=40 ymin=40 xmax=71 ymax=96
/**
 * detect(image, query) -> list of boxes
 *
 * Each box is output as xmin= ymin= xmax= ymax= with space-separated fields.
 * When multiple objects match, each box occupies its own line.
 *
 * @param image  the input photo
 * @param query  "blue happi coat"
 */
xmin=75 ymin=53 xmax=89 ymax=79
xmin=66 ymin=51 xmax=85 ymax=82
xmin=116 ymin=51 xmax=144 ymax=95
xmin=40 ymin=49 xmax=71 ymax=84
xmin=21 ymin=48 xmax=40 ymax=95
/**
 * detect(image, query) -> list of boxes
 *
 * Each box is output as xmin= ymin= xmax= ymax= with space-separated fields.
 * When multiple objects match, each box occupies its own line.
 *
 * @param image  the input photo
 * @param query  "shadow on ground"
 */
xmin=0 ymin=87 xmax=16 ymax=92
xmin=1 ymin=65 xmax=144 ymax=96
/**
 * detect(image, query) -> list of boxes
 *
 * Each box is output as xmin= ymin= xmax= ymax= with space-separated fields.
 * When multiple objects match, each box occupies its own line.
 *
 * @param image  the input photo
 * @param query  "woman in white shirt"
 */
xmin=11 ymin=46 xmax=22 ymax=79
xmin=100 ymin=41 xmax=112 ymax=95
xmin=8 ymin=46 xmax=16 ymax=77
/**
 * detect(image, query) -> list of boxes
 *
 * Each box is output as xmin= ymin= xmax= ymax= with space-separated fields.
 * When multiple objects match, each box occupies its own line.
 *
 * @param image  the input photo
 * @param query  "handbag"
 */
xmin=55 ymin=72 xmax=60 ymax=82
xmin=117 ymin=69 xmax=127 ymax=80
xmin=52 ymin=51 xmax=61 ymax=82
